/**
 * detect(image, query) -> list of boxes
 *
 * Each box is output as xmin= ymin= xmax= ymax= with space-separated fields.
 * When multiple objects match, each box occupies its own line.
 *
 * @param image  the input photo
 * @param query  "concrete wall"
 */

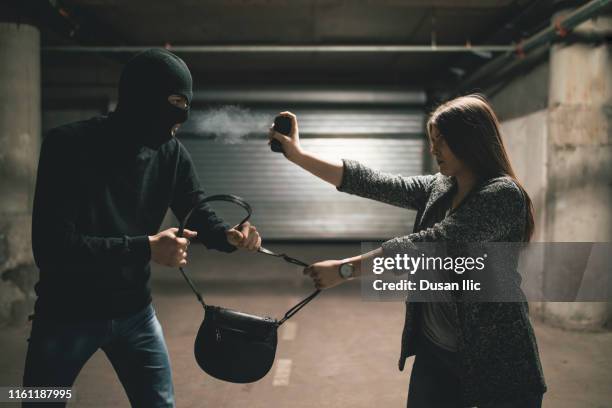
xmin=0 ymin=23 xmax=41 ymax=326
xmin=491 ymin=57 xmax=550 ymax=319
xmin=490 ymin=14 xmax=612 ymax=330
xmin=541 ymin=13 xmax=612 ymax=330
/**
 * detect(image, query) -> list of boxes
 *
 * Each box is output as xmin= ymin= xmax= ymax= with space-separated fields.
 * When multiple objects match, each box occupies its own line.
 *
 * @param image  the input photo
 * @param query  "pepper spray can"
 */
xmin=270 ymin=115 xmax=292 ymax=153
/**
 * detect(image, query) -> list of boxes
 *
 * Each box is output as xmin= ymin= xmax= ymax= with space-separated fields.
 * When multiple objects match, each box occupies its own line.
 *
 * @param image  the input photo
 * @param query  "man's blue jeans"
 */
xmin=22 ymin=303 xmax=174 ymax=407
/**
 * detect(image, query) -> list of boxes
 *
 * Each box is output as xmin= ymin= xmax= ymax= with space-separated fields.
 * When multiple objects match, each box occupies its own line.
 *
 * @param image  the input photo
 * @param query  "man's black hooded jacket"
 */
xmin=32 ymin=115 xmax=236 ymax=319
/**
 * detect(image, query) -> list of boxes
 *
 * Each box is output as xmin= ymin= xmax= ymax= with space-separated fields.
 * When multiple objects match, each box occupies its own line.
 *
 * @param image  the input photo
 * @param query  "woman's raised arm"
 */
xmin=269 ymin=111 xmax=434 ymax=211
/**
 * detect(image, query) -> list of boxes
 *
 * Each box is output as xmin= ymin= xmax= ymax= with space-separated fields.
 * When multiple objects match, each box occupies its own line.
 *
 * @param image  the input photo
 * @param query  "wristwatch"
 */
xmin=338 ymin=262 xmax=355 ymax=280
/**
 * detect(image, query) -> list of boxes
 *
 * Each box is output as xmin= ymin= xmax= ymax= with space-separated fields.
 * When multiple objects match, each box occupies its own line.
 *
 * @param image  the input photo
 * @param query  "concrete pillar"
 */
xmin=542 ymin=12 xmax=612 ymax=329
xmin=0 ymin=23 xmax=41 ymax=325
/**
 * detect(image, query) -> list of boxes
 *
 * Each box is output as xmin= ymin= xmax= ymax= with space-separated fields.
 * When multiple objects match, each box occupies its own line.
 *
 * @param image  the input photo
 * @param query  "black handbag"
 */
xmin=177 ymin=194 xmax=320 ymax=383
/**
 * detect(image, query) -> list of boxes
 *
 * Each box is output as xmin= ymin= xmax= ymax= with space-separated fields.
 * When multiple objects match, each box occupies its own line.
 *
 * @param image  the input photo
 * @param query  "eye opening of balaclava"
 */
xmin=115 ymin=48 xmax=193 ymax=149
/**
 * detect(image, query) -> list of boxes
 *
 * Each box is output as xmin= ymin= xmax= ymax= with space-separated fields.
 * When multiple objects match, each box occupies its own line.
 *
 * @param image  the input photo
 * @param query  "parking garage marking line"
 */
xmin=281 ymin=321 xmax=298 ymax=341
xmin=272 ymin=359 xmax=292 ymax=386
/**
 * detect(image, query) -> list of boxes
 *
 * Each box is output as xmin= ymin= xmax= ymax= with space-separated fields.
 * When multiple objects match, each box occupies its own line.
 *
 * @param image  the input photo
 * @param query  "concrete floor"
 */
xmin=1 ymin=244 xmax=611 ymax=407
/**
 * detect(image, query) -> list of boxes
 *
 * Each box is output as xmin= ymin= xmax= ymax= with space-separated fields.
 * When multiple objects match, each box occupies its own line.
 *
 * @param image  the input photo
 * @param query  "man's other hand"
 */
xmin=226 ymin=221 xmax=261 ymax=251
xmin=149 ymin=228 xmax=197 ymax=267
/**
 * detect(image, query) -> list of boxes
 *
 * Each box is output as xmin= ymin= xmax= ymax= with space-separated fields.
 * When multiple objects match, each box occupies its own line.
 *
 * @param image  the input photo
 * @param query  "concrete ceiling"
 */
xmin=56 ymin=0 xmax=522 ymax=45
xmin=36 ymin=0 xmax=557 ymax=91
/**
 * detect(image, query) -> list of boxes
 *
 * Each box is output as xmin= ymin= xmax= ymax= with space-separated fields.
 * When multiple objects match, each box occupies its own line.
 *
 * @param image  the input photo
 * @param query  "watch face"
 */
xmin=340 ymin=263 xmax=353 ymax=279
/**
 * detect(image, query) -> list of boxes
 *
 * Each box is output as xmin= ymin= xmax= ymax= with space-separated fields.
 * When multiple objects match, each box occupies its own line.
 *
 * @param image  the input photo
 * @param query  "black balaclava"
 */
xmin=115 ymin=48 xmax=192 ymax=149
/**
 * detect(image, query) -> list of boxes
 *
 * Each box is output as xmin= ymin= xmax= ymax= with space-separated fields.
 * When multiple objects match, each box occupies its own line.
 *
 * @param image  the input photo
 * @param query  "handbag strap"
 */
xmin=278 ymin=288 xmax=321 ymax=326
xmin=177 ymin=194 xmax=321 ymax=323
xmin=178 ymin=194 xmax=251 ymax=309
xmin=257 ymin=246 xmax=310 ymax=267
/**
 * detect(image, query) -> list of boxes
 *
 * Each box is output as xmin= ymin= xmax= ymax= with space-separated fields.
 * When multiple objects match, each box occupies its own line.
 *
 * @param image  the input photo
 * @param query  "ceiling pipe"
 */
xmin=456 ymin=0 xmax=611 ymax=94
xmin=43 ymin=44 xmax=513 ymax=53
xmin=191 ymin=86 xmax=427 ymax=105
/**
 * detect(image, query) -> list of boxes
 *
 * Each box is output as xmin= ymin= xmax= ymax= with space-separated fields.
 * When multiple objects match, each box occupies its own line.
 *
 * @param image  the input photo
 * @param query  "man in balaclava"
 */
xmin=115 ymin=48 xmax=193 ymax=148
xmin=24 ymin=49 xmax=261 ymax=408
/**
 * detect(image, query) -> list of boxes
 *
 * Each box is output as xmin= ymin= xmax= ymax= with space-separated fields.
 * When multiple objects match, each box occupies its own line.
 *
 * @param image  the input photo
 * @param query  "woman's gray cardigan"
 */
xmin=337 ymin=159 xmax=546 ymax=406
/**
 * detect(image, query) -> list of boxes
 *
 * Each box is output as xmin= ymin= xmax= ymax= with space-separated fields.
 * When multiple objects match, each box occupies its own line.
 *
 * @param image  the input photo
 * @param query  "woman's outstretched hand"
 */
xmin=303 ymin=260 xmax=347 ymax=290
xmin=268 ymin=111 xmax=303 ymax=161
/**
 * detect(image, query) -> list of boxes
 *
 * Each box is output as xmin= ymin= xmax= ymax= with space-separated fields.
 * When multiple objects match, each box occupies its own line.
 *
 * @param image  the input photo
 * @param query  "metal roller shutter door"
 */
xmin=180 ymin=109 xmax=425 ymax=240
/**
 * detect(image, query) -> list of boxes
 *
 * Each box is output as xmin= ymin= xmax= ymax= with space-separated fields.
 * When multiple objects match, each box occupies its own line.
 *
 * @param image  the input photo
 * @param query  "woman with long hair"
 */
xmin=269 ymin=94 xmax=546 ymax=407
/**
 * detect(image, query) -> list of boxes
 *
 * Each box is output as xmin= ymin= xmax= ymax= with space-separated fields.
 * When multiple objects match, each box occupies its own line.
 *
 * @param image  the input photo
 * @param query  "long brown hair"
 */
xmin=426 ymin=93 xmax=535 ymax=241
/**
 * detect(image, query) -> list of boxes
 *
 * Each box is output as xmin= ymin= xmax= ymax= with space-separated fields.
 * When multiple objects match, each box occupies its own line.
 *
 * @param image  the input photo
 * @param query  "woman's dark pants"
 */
xmin=407 ymin=334 xmax=543 ymax=408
